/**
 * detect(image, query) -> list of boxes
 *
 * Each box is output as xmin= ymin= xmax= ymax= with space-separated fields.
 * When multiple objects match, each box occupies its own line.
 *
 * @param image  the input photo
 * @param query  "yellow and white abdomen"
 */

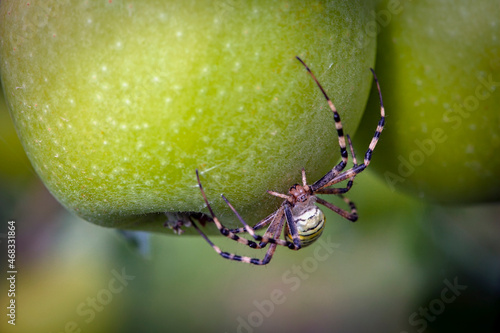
xmin=285 ymin=205 xmax=325 ymax=247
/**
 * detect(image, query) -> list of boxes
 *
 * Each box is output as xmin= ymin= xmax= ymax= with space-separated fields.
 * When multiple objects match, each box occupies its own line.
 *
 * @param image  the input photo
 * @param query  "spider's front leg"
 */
xmin=296 ymin=56 xmax=350 ymax=186
xmin=312 ymin=67 xmax=386 ymax=192
xmin=315 ymin=134 xmax=358 ymax=195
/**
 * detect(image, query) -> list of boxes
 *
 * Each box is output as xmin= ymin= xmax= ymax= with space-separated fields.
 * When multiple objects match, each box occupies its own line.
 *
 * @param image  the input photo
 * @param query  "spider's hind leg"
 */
xmin=193 ymin=170 xmax=287 ymax=265
xmin=221 ymin=194 xmax=289 ymax=248
xmin=194 ymin=170 xmax=260 ymax=249
xmin=229 ymin=210 xmax=276 ymax=234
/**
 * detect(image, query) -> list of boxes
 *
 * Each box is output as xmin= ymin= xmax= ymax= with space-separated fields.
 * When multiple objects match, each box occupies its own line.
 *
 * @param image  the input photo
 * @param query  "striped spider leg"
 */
xmin=192 ymin=169 xmax=288 ymax=265
xmin=191 ymin=57 xmax=385 ymax=265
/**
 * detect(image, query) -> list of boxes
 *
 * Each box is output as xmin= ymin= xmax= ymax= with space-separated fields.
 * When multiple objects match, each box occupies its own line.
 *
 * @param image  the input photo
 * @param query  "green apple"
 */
xmin=0 ymin=0 xmax=376 ymax=233
xmin=356 ymin=0 xmax=500 ymax=204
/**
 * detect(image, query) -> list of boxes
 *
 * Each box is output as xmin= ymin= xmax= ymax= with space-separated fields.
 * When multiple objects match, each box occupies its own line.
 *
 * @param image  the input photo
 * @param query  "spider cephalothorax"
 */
xmin=188 ymin=56 xmax=386 ymax=265
xmin=288 ymin=184 xmax=311 ymax=203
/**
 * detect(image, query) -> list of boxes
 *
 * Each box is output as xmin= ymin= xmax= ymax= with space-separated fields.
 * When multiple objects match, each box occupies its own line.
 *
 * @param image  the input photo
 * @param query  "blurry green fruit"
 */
xmin=0 ymin=0 xmax=376 ymax=232
xmin=357 ymin=0 xmax=500 ymax=203
xmin=0 ymin=87 xmax=33 ymax=182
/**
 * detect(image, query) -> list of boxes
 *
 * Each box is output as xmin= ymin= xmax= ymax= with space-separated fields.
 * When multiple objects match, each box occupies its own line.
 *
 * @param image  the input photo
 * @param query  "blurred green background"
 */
xmin=1 ymin=0 xmax=500 ymax=332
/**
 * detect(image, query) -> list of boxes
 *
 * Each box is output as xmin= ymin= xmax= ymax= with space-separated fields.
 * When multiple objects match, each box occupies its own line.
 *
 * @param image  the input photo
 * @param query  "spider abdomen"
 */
xmin=285 ymin=205 xmax=325 ymax=248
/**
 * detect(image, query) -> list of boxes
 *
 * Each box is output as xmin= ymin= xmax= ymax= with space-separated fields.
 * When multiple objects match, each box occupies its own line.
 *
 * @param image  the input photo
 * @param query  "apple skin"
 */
xmin=0 ymin=0 xmax=376 ymax=233
xmin=356 ymin=0 xmax=500 ymax=204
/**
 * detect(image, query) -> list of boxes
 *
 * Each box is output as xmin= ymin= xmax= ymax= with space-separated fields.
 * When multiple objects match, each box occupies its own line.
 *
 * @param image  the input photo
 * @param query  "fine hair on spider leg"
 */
xmin=188 ymin=57 xmax=386 ymax=265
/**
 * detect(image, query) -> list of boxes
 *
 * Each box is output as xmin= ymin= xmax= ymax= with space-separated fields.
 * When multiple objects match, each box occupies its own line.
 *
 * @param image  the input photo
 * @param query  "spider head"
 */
xmin=289 ymin=184 xmax=311 ymax=203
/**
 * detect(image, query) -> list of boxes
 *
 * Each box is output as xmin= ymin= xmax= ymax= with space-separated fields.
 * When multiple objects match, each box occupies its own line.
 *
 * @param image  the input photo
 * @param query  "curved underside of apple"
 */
xmin=0 ymin=0 xmax=375 ymax=233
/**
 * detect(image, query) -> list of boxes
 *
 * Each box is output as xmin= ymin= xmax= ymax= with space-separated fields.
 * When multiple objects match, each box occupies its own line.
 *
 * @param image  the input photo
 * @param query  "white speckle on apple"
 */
xmin=420 ymin=123 xmax=427 ymax=133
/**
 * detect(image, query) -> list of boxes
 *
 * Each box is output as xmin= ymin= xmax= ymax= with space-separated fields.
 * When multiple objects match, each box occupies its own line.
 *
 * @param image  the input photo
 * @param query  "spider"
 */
xmin=191 ymin=56 xmax=385 ymax=265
